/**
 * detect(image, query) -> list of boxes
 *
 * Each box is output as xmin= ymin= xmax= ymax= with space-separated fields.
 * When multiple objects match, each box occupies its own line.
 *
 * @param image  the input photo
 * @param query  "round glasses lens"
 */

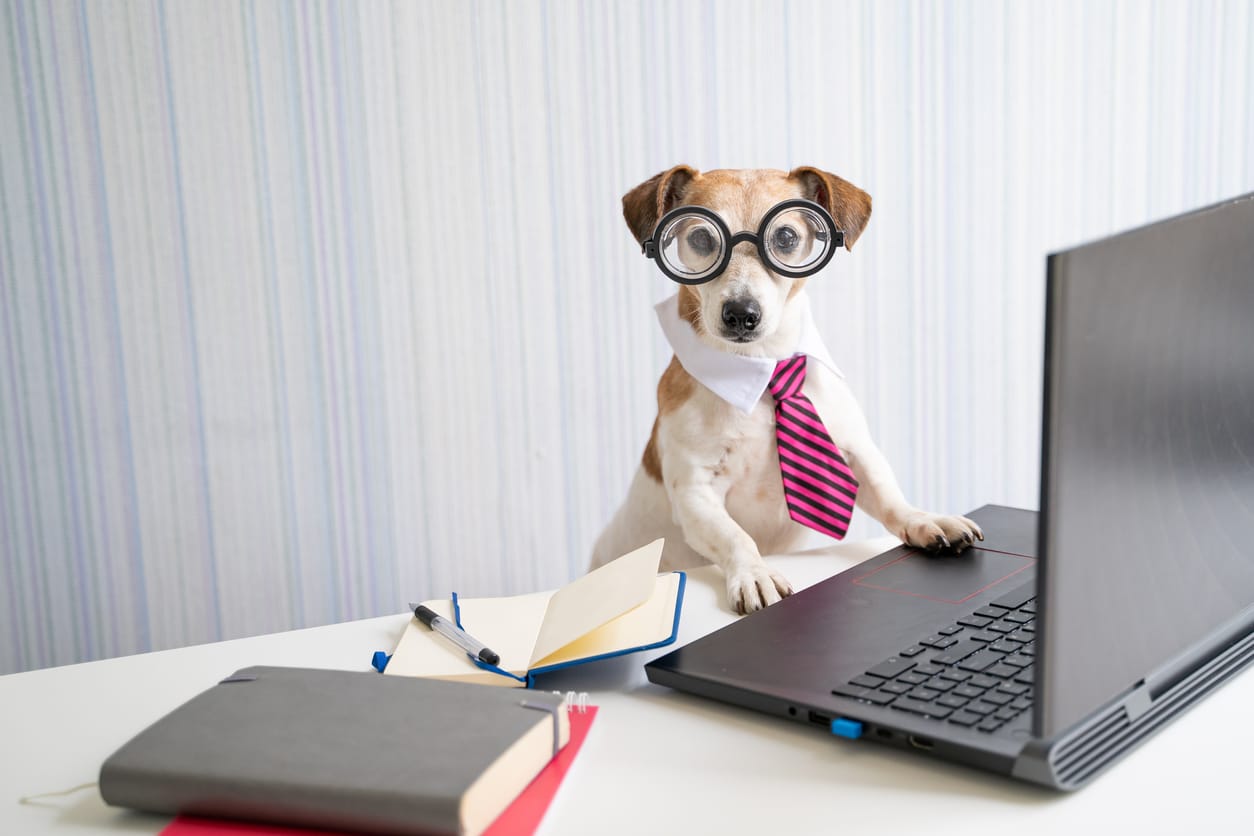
xmin=659 ymin=214 xmax=725 ymax=281
xmin=764 ymin=207 xmax=831 ymax=272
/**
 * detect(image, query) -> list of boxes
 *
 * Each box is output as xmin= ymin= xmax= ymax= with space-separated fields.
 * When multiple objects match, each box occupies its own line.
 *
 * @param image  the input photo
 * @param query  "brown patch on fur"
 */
xmin=786 ymin=276 xmax=809 ymax=300
xmin=622 ymin=165 xmax=698 ymax=244
xmin=642 ymin=419 xmax=662 ymax=481
xmin=641 ymin=356 xmax=696 ymax=482
xmin=657 ymin=354 xmax=694 ymax=414
xmin=680 ymin=169 xmax=802 ymax=235
xmin=625 ymin=167 xmax=871 ymax=252
xmin=677 ymin=286 xmax=702 ymax=330
xmin=788 ymin=166 xmax=873 ymax=249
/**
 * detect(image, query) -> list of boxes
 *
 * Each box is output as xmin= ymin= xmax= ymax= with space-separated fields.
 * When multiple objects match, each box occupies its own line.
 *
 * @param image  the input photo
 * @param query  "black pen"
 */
xmin=409 ymin=603 xmax=501 ymax=666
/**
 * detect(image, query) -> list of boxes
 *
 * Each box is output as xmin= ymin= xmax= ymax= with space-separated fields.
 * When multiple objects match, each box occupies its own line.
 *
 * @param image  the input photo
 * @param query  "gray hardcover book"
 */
xmin=99 ymin=666 xmax=569 ymax=836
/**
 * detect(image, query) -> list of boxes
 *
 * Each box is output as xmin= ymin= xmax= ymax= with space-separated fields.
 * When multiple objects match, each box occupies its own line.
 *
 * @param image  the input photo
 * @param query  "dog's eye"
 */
xmin=771 ymin=226 xmax=800 ymax=252
xmin=687 ymin=227 xmax=716 ymax=255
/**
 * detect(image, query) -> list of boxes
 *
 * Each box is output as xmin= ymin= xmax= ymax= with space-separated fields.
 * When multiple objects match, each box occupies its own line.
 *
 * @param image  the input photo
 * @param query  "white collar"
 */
xmin=654 ymin=292 xmax=843 ymax=414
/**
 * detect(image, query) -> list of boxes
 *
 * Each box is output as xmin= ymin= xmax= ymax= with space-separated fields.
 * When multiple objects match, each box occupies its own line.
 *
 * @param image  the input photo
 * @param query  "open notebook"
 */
xmin=386 ymin=540 xmax=684 ymax=687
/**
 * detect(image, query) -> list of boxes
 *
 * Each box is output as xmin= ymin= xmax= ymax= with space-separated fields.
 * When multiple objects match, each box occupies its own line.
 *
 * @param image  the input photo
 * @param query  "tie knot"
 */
xmin=769 ymin=355 xmax=807 ymax=401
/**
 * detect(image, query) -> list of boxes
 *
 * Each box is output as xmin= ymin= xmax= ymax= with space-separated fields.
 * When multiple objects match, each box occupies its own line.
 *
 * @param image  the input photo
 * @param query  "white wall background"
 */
xmin=1 ymin=0 xmax=1250 ymax=674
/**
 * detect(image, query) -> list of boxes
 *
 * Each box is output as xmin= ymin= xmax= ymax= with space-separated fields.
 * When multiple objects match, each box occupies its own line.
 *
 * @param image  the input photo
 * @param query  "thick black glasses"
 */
xmin=641 ymin=199 xmax=844 ymax=285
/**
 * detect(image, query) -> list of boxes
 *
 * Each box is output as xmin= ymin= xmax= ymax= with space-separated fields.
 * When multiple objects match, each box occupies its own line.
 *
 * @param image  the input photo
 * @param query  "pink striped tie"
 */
xmin=770 ymin=355 xmax=859 ymax=539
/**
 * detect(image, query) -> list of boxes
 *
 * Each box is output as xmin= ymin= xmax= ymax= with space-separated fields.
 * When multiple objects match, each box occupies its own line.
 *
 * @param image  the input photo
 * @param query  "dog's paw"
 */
xmin=900 ymin=512 xmax=985 ymax=554
xmin=726 ymin=564 xmax=794 ymax=615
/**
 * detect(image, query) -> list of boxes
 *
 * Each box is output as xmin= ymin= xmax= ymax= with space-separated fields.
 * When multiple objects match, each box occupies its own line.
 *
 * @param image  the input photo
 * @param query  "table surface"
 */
xmin=3 ymin=535 xmax=1251 ymax=836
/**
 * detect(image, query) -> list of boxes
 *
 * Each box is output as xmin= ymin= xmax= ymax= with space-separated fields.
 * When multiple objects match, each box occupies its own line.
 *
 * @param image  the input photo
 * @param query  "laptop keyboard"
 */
xmin=832 ymin=582 xmax=1036 ymax=734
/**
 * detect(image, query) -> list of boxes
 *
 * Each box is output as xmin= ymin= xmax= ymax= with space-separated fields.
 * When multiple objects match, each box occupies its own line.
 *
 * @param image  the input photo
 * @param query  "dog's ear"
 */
xmin=622 ymin=165 xmax=699 ymax=245
xmin=788 ymin=166 xmax=872 ymax=250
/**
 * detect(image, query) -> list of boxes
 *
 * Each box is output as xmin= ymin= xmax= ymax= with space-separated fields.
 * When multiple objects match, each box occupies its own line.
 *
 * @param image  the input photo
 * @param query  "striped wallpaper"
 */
xmin=1 ymin=0 xmax=1250 ymax=675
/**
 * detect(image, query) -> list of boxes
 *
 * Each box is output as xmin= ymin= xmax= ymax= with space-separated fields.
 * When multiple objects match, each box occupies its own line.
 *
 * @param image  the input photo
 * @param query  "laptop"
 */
xmin=645 ymin=192 xmax=1254 ymax=790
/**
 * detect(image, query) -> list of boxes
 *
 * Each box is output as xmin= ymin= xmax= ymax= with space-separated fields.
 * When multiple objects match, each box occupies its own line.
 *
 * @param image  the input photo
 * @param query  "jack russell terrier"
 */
xmin=590 ymin=165 xmax=983 ymax=615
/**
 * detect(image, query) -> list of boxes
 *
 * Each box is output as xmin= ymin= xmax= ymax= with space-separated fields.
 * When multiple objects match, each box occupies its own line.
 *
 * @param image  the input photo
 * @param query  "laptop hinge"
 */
xmin=1143 ymin=601 xmax=1254 ymax=702
xmin=1121 ymin=685 xmax=1152 ymax=723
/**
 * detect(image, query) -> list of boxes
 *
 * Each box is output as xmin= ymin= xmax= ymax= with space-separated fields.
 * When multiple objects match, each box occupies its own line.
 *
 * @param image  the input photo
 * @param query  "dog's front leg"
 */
xmin=847 ymin=441 xmax=984 ymax=551
xmin=819 ymin=376 xmax=985 ymax=551
xmin=668 ymin=471 xmax=794 ymax=614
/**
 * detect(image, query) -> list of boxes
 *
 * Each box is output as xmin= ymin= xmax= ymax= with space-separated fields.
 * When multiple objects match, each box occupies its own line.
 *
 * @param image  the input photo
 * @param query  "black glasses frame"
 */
xmin=641 ymin=199 xmax=845 ymax=285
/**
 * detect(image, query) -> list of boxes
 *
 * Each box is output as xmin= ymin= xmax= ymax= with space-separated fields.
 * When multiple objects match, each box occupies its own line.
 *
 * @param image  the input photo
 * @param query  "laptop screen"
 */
xmin=1037 ymin=193 xmax=1254 ymax=738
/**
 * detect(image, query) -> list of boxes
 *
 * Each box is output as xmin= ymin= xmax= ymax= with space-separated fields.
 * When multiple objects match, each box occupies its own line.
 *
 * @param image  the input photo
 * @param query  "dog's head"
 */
xmin=623 ymin=166 xmax=871 ymax=354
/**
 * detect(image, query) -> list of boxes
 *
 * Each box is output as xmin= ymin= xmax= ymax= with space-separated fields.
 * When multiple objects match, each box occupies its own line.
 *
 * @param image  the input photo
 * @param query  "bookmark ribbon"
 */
xmin=519 ymin=700 xmax=564 ymax=758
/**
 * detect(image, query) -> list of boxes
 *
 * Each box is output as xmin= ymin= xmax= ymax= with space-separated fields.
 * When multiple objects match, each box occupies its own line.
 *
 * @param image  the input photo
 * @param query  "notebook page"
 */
xmin=385 ymin=591 xmax=552 ymax=680
xmin=456 ymin=590 xmax=553 ymax=671
xmin=530 ymin=571 xmax=681 ymax=669
xmin=528 ymin=539 xmax=664 ymax=666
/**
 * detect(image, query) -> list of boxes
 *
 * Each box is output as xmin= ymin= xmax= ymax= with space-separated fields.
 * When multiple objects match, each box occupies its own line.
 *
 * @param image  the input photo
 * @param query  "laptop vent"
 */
xmin=1051 ymin=706 xmax=1130 ymax=786
xmin=1051 ymin=630 xmax=1254 ymax=788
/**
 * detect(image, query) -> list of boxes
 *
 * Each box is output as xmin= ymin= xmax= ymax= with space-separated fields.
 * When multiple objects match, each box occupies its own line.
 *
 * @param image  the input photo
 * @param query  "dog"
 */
xmin=590 ymin=165 xmax=984 ymax=615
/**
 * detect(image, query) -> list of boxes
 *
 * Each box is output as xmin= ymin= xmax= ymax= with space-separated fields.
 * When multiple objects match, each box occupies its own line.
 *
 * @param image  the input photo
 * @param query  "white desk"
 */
xmin=3 ymin=536 xmax=1250 ymax=836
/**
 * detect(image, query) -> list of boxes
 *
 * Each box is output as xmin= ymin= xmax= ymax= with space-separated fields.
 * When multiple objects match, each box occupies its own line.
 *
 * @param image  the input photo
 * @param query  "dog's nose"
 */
xmin=721 ymin=298 xmax=761 ymax=332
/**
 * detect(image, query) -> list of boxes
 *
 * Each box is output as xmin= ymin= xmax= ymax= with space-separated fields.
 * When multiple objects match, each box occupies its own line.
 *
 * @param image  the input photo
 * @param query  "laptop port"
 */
xmin=908 ymin=735 xmax=935 ymax=750
xmin=808 ymin=711 xmax=832 ymax=727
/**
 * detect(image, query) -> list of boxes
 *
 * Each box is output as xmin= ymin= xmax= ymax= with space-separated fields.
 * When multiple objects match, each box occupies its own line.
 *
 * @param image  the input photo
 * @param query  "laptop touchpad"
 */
xmin=852 ymin=547 xmax=1035 ymax=604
